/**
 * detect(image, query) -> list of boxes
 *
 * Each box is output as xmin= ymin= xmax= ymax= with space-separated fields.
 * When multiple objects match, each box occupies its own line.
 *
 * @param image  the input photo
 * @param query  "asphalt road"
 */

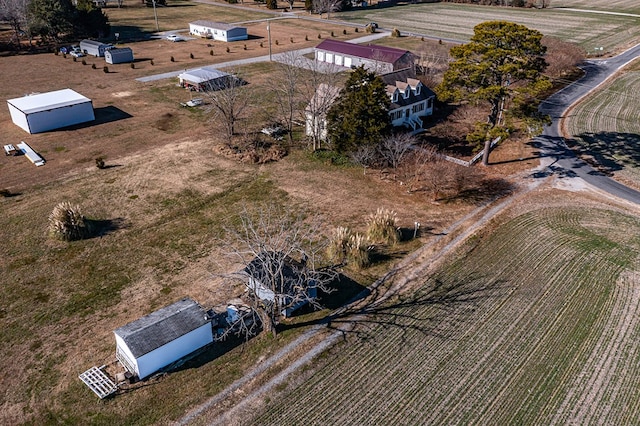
xmin=535 ymin=43 xmax=640 ymax=204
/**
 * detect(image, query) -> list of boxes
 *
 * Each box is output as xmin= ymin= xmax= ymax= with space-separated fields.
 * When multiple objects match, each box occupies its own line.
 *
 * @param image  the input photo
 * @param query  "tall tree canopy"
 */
xmin=437 ymin=21 xmax=550 ymax=164
xmin=326 ymin=65 xmax=391 ymax=154
xmin=27 ymin=0 xmax=109 ymax=42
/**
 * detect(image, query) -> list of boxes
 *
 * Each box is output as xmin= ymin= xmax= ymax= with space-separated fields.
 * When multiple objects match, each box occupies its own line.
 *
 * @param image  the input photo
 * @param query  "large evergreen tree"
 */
xmin=326 ymin=66 xmax=391 ymax=154
xmin=27 ymin=0 xmax=75 ymax=42
xmin=437 ymin=21 xmax=550 ymax=165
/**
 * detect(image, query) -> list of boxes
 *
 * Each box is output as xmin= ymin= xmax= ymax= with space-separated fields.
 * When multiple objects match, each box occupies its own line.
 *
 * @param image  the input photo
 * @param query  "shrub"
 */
xmin=328 ymin=226 xmax=351 ymax=263
xmin=48 ymin=202 xmax=92 ymax=241
xmin=55 ymin=50 xmax=59 ymax=56
xmin=190 ymin=52 xmax=194 ymax=59
xmin=391 ymin=28 xmax=401 ymax=37
xmin=331 ymin=31 xmax=335 ymax=37
xmin=328 ymin=227 xmax=370 ymax=268
xmin=305 ymin=35 xmax=308 ymax=41
xmin=73 ymin=56 xmax=77 ymax=62
xmin=290 ymin=37 xmax=293 ymax=43
xmin=355 ymin=27 xmax=358 ymax=33
xmin=81 ymin=59 xmax=87 ymax=65
xmin=103 ymin=66 xmax=109 ymax=73
xmin=347 ymin=233 xmax=370 ymax=269
xmin=318 ymin=33 xmax=322 ymax=39
xmin=343 ymin=29 xmax=347 ymax=35
xmin=366 ymin=208 xmax=400 ymax=245
xmin=170 ymin=55 xmax=175 ymax=62
xmin=266 ymin=0 xmax=277 ymax=8
xmin=260 ymin=42 xmax=264 ymax=48
xmin=91 ymin=63 xmax=96 ymax=69
xmin=243 ymin=44 xmax=247 ymax=50
xmin=150 ymin=59 xmax=154 ymax=65
xmin=130 ymin=62 xmax=135 ymax=69
xmin=210 ymin=49 xmax=214 ymax=56
xmin=226 ymin=46 xmax=230 ymax=53
xmin=275 ymin=39 xmax=279 ymax=45
xmin=95 ymin=157 xmax=105 ymax=169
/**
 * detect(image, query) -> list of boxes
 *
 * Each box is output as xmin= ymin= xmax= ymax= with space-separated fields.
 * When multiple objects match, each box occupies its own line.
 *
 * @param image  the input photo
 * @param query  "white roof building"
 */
xmin=178 ymin=66 xmax=231 ymax=91
xmin=6 ymin=89 xmax=95 ymax=134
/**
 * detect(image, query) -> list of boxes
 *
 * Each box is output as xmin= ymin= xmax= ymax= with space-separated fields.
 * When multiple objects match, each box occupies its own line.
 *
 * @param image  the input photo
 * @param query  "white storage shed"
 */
xmin=114 ymin=298 xmax=213 ymax=380
xmin=189 ymin=20 xmax=248 ymax=42
xmin=6 ymin=89 xmax=95 ymax=134
xmin=105 ymin=47 xmax=134 ymax=64
xmin=80 ymin=39 xmax=113 ymax=57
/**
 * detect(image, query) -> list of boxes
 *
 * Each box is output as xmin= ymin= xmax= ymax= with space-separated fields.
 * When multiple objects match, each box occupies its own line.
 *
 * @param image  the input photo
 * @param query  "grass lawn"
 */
xmin=249 ymin=198 xmax=640 ymax=425
xmin=552 ymin=0 xmax=640 ymax=14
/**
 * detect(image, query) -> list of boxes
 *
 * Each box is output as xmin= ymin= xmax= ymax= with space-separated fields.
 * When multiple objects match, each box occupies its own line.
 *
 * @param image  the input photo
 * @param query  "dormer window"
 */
xmin=393 ymin=91 xmax=398 ymax=102
xmin=403 ymin=89 xmax=409 ymax=99
xmin=415 ymin=84 xmax=421 ymax=96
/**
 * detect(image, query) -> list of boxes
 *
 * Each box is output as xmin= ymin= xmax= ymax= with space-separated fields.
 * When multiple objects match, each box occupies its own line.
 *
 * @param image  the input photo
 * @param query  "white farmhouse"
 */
xmin=382 ymin=69 xmax=435 ymax=130
xmin=114 ymin=298 xmax=213 ymax=380
xmin=189 ymin=20 xmax=248 ymax=42
xmin=7 ymin=89 xmax=95 ymax=134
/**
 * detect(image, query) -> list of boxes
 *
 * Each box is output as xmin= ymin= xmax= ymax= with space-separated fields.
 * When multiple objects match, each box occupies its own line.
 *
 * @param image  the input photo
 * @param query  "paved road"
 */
xmin=535 ymin=43 xmax=640 ymax=204
xmin=136 ymin=31 xmax=390 ymax=82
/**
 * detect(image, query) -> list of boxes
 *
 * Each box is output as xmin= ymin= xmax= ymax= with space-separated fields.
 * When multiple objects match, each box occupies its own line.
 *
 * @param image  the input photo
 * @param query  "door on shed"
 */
xmin=335 ymin=55 xmax=343 ymax=66
xmin=344 ymin=57 xmax=352 ymax=68
xmin=326 ymin=53 xmax=333 ymax=63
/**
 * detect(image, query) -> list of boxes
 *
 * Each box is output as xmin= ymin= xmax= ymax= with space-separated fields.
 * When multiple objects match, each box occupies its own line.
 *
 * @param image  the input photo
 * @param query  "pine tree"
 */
xmin=326 ymin=66 xmax=391 ymax=154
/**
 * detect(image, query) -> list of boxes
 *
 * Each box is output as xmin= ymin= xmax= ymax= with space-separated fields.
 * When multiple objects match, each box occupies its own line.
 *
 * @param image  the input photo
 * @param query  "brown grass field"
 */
xmin=1 ymin=2 xmax=637 ymax=424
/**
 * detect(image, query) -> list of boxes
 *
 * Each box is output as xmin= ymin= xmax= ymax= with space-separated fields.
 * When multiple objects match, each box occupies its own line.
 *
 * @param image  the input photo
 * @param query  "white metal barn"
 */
xmin=80 ymin=39 xmax=113 ymax=57
xmin=189 ymin=20 xmax=248 ymax=42
xmin=178 ymin=66 xmax=231 ymax=91
xmin=105 ymin=47 xmax=134 ymax=64
xmin=114 ymin=298 xmax=213 ymax=380
xmin=6 ymin=89 xmax=95 ymax=134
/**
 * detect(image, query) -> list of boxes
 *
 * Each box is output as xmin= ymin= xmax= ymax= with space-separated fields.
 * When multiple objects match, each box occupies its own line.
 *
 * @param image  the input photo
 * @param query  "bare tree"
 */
xmin=221 ymin=204 xmax=338 ymax=336
xmin=272 ymin=51 xmax=305 ymax=143
xmin=378 ymin=132 xmax=417 ymax=170
xmin=202 ymin=74 xmax=250 ymax=140
xmin=350 ymin=144 xmax=378 ymax=174
xmin=313 ymin=0 xmax=342 ymax=19
xmin=0 ymin=0 xmax=28 ymax=48
xmin=301 ymin=60 xmax=342 ymax=151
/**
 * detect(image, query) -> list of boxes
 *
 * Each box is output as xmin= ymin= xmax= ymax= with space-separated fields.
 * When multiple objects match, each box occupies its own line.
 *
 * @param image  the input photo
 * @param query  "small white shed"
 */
xmin=6 ymin=89 xmax=95 ymax=134
xmin=114 ymin=298 xmax=213 ymax=379
xmin=105 ymin=47 xmax=134 ymax=64
xmin=189 ymin=20 xmax=248 ymax=42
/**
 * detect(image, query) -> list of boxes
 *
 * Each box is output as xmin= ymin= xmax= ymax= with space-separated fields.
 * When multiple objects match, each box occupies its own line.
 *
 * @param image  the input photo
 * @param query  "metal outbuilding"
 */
xmin=80 ymin=39 xmax=113 ymax=57
xmin=178 ymin=66 xmax=231 ymax=91
xmin=189 ymin=20 xmax=248 ymax=42
xmin=114 ymin=298 xmax=214 ymax=380
xmin=105 ymin=47 xmax=134 ymax=64
xmin=6 ymin=89 xmax=95 ymax=134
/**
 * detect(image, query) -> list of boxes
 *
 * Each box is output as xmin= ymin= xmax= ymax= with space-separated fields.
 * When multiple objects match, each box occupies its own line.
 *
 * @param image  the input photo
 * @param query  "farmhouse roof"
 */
xmin=7 ymin=89 xmax=92 ymax=114
xmin=178 ymin=66 xmax=230 ymax=84
xmin=381 ymin=69 xmax=435 ymax=108
xmin=114 ymin=298 xmax=209 ymax=358
xmin=189 ymin=20 xmax=245 ymax=31
xmin=315 ymin=39 xmax=410 ymax=63
xmin=244 ymin=252 xmax=307 ymax=296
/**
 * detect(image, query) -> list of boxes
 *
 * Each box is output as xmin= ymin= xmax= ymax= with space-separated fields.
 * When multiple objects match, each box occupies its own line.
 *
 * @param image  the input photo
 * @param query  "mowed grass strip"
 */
xmin=249 ymin=207 xmax=640 ymax=425
xmin=552 ymin=0 xmax=640 ymax=14
xmin=338 ymin=3 xmax=640 ymax=51
xmin=565 ymin=61 xmax=640 ymax=186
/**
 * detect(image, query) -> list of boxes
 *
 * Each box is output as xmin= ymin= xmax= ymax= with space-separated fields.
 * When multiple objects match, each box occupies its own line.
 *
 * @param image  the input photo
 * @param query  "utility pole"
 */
xmin=267 ymin=21 xmax=272 ymax=61
xmin=152 ymin=0 xmax=159 ymax=32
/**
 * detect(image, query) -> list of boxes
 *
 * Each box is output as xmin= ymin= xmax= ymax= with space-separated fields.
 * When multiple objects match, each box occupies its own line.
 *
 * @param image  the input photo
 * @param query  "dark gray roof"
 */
xmin=315 ymin=39 xmax=410 ymax=64
xmin=114 ymin=298 xmax=209 ymax=358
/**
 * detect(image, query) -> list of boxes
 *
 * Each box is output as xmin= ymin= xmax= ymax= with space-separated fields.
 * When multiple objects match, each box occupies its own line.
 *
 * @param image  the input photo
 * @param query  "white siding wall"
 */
xmin=136 ymin=324 xmax=213 ymax=379
xmin=7 ymin=103 xmax=30 ymax=133
xmin=115 ymin=334 xmax=140 ymax=376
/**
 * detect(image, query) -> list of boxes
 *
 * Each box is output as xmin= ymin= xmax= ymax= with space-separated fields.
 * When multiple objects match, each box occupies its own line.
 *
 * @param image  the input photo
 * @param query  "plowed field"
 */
xmin=248 ymin=206 xmax=640 ymax=425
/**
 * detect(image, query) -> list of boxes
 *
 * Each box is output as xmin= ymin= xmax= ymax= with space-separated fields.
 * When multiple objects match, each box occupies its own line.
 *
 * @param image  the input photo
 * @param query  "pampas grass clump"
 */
xmin=48 ymin=202 xmax=92 ymax=241
xmin=366 ymin=208 xmax=400 ymax=245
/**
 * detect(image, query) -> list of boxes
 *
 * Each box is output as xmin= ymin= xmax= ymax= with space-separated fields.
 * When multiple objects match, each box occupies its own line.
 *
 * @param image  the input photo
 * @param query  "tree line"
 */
xmin=0 ymin=0 xmax=110 ymax=49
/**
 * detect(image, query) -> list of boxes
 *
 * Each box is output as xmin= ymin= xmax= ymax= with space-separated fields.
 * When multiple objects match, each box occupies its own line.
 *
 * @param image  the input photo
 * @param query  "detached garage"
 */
xmin=105 ymin=47 xmax=134 ymax=64
xmin=7 ymin=89 xmax=95 ymax=134
xmin=114 ymin=298 xmax=213 ymax=380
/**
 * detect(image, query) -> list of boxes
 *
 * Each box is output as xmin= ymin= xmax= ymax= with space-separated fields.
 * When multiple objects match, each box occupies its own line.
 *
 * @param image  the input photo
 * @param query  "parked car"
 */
xmin=166 ymin=34 xmax=184 ymax=42
xmin=70 ymin=47 xmax=84 ymax=58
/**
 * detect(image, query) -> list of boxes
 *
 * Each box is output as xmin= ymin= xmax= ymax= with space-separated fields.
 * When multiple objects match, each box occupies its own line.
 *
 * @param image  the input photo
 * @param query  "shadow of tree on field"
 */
xmin=567 ymin=131 xmax=640 ymax=173
xmin=281 ymin=271 xmax=508 ymax=343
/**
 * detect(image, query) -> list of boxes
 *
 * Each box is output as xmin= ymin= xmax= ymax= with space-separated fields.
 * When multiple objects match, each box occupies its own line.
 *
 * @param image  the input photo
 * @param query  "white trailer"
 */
xmin=7 ymin=89 xmax=95 ymax=134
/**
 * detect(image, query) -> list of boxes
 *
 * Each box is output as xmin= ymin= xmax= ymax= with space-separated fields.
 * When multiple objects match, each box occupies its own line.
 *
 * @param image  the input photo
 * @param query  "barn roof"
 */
xmin=114 ymin=298 xmax=209 ymax=358
xmin=315 ymin=39 xmax=410 ymax=63
xmin=178 ymin=66 xmax=230 ymax=84
xmin=7 ymin=89 xmax=92 ymax=114
xmin=189 ymin=20 xmax=246 ymax=31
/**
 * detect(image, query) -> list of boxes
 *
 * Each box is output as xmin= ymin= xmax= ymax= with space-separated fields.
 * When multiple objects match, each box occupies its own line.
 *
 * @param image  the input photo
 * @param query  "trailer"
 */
xmin=79 ymin=39 xmax=114 ymax=57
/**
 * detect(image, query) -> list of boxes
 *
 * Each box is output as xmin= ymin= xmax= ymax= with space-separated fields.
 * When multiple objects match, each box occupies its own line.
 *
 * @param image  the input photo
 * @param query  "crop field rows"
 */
xmin=565 ymin=68 xmax=640 ymax=186
xmin=247 ymin=208 xmax=640 ymax=425
xmin=553 ymin=0 xmax=640 ymax=14
xmin=339 ymin=4 xmax=640 ymax=51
